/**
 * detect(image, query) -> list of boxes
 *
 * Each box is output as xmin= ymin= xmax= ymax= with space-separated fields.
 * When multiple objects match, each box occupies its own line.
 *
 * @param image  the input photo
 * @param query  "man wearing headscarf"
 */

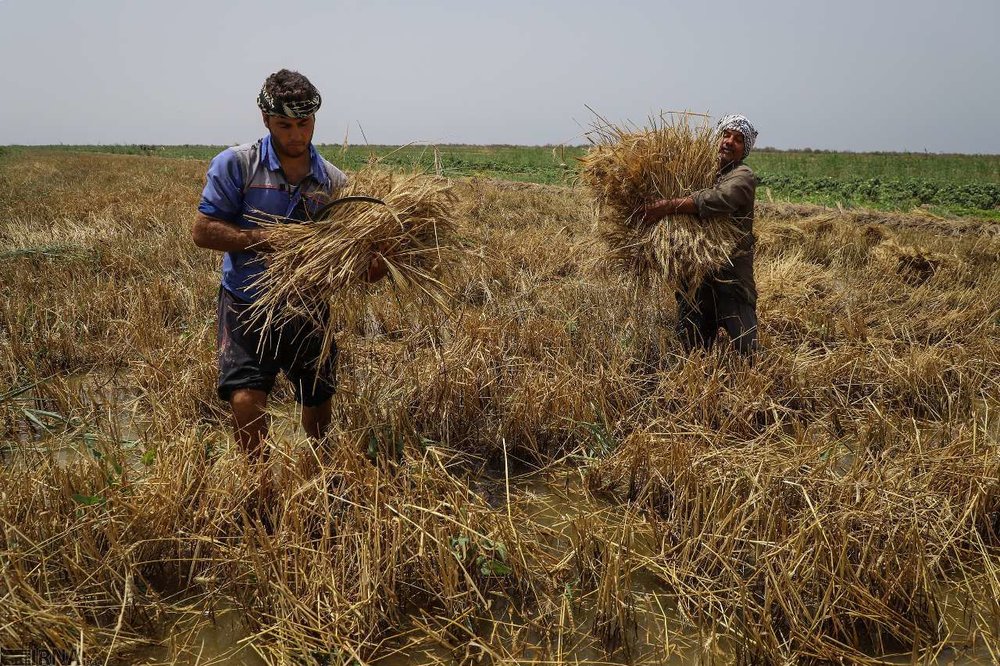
xmin=642 ymin=114 xmax=760 ymax=356
xmin=192 ymin=69 xmax=385 ymax=466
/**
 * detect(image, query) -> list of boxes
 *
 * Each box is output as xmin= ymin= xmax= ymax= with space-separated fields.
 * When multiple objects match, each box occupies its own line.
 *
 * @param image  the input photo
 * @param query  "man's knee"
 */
xmin=230 ymin=388 xmax=268 ymax=420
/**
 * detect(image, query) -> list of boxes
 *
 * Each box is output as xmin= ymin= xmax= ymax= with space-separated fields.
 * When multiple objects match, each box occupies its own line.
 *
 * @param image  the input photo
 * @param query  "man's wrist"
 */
xmin=249 ymin=228 xmax=271 ymax=251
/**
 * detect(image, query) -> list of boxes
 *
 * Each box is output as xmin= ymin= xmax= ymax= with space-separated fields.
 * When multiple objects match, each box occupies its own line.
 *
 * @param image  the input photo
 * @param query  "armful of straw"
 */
xmin=191 ymin=212 xmax=273 ymax=253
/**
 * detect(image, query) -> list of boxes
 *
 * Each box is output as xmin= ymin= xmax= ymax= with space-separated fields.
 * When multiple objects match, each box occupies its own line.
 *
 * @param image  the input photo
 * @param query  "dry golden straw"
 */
xmin=578 ymin=112 xmax=742 ymax=292
xmin=246 ymin=168 xmax=456 ymax=316
xmin=246 ymin=168 xmax=459 ymax=361
xmin=3 ymin=150 xmax=1000 ymax=665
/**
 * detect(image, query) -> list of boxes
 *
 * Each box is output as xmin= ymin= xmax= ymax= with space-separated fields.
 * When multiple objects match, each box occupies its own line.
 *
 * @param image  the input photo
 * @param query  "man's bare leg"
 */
xmin=301 ymin=399 xmax=332 ymax=441
xmin=230 ymin=388 xmax=270 ymax=460
xmin=301 ymin=399 xmax=333 ymax=479
xmin=230 ymin=388 xmax=275 ymax=525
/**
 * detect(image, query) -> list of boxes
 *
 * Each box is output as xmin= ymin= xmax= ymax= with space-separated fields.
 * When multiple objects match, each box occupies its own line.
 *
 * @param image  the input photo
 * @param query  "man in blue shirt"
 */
xmin=192 ymin=69 xmax=381 ymax=463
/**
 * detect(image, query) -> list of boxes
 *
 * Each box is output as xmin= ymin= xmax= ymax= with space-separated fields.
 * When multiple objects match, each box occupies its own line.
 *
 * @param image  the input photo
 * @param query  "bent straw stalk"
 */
xmin=578 ymin=113 xmax=742 ymax=293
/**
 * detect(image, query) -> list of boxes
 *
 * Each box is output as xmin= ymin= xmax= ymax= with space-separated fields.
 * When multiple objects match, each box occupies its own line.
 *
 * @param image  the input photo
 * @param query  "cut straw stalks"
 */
xmin=588 ymin=409 xmax=1000 ymax=665
xmin=246 ymin=168 xmax=459 ymax=368
xmin=578 ymin=113 xmax=742 ymax=296
xmin=0 ymin=428 xmax=556 ymax=664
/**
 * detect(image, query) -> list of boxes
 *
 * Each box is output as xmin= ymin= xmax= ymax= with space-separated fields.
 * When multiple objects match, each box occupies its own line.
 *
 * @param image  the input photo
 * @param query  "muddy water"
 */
xmin=8 ymin=386 xmax=995 ymax=665
xmin=135 ymin=469 xmax=995 ymax=666
xmin=141 ymin=610 xmax=267 ymax=666
xmin=4 ymin=372 xmax=142 ymax=454
xmin=139 ymin=471 xmax=709 ymax=666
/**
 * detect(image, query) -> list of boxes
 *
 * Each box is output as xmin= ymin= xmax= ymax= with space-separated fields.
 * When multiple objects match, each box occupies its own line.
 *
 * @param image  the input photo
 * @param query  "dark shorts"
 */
xmin=676 ymin=281 xmax=758 ymax=356
xmin=216 ymin=287 xmax=337 ymax=407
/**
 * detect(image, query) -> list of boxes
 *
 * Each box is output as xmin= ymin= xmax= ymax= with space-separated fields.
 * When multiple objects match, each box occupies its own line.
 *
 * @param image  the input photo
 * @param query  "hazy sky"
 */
xmin=1 ymin=0 xmax=998 ymax=153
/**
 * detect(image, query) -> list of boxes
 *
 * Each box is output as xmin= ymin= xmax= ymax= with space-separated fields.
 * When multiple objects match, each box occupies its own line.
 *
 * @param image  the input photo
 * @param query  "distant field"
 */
xmin=750 ymin=149 xmax=1000 ymax=183
xmin=3 ymin=143 xmax=999 ymax=217
xmin=750 ymin=149 xmax=1000 ymax=218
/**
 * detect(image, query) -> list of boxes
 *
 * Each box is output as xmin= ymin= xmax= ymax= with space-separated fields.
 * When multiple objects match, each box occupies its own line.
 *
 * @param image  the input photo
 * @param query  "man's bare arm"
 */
xmin=191 ymin=213 xmax=390 ymax=283
xmin=640 ymin=196 xmax=698 ymax=224
xmin=191 ymin=212 xmax=272 ymax=252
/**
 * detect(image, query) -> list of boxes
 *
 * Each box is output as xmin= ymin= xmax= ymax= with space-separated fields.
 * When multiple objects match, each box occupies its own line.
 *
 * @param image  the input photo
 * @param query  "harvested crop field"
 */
xmin=1 ymin=149 xmax=999 ymax=665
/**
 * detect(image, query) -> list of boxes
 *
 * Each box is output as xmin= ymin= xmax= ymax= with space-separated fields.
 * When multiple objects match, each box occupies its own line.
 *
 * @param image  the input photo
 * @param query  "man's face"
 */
xmin=263 ymin=113 xmax=315 ymax=159
xmin=718 ymin=129 xmax=746 ymax=166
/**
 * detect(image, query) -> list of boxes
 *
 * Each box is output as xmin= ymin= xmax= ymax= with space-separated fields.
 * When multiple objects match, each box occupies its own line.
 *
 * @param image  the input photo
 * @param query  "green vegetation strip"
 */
xmin=4 ymin=144 xmax=999 ymax=216
xmin=758 ymin=173 xmax=1000 ymax=212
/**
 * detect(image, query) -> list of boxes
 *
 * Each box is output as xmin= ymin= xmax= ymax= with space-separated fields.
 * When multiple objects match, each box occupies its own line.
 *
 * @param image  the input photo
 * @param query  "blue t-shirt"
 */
xmin=198 ymin=135 xmax=348 ymax=302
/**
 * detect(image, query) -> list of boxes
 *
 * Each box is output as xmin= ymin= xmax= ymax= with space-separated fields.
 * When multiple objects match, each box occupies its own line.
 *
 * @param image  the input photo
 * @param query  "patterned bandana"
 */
xmin=716 ymin=114 xmax=758 ymax=160
xmin=257 ymin=87 xmax=322 ymax=118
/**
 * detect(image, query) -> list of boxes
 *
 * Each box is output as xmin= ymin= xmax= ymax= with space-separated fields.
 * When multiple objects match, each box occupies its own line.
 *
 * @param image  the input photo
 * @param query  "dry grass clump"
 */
xmin=214 ymin=442 xmax=551 ymax=663
xmin=0 ymin=428 xmax=240 ymax=661
xmin=394 ymin=312 xmax=596 ymax=462
xmin=247 ymin=168 xmax=459 ymax=362
xmin=578 ymin=113 xmax=741 ymax=290
xmin=874 ymin=238 xmax=956 ymax=285
xmin=756 ymin=210 xmax=889 ymax=271
xmin=754 ymin=251 xmax=845 ymax=345
xmin=0 ymin=428 xmax=558 ymax=664
xmin=588 ymin=408 xmax=1000 ymax=665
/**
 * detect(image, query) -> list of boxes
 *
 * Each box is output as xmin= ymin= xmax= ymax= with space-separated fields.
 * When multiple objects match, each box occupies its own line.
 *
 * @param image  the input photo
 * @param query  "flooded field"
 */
xmin=1 ymin=150 xmax=998 ymax=664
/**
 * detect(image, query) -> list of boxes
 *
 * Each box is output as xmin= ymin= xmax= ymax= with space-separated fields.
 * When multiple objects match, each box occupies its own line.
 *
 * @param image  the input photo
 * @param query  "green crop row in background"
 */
xmin=3 ymin=144 xmax=999 ymax=217
xmin=757 ymin=174 xmax=1000 ymax=212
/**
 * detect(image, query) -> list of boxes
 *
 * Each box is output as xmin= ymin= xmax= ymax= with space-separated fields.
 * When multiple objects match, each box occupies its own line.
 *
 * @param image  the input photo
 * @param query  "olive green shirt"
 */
xmin=691 ymin=162 xmax=758 ymax=304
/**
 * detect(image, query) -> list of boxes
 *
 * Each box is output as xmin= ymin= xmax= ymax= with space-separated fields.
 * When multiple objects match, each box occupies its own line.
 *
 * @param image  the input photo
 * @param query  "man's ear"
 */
xmin=261 ymin=112 xmax=270 ymax=129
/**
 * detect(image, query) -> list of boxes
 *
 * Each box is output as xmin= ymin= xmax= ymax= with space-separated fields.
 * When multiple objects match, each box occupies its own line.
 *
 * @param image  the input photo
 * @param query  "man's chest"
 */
xmin=241 ymin=170 xmax=333 ymax=221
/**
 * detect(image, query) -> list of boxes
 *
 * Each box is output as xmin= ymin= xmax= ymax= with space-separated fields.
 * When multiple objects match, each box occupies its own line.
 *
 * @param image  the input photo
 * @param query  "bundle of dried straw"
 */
xmin=246 ymin=169 xmax=458 ymax=355
xmin=579 ymin=113 xmax=741 ymax=292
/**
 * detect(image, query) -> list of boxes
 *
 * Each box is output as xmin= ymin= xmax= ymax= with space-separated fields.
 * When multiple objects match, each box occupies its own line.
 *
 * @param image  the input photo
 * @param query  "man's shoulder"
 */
xmin=210 ymin=140 xmax=262 ymax=171
xmin=723 ymin=163 xmax=758 ymax=186
xmin=228 ymin=140 xmax=262 ymax=157
xmin=317 ymin=155 xmax=348 ymax=190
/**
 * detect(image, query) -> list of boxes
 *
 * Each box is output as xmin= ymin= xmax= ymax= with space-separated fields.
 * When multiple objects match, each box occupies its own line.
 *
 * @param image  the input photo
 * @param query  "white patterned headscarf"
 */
xmin=716 ymin=114 xmax=758 ymax=160
xmin=257 ymin=87 xmax=321 ymax=119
